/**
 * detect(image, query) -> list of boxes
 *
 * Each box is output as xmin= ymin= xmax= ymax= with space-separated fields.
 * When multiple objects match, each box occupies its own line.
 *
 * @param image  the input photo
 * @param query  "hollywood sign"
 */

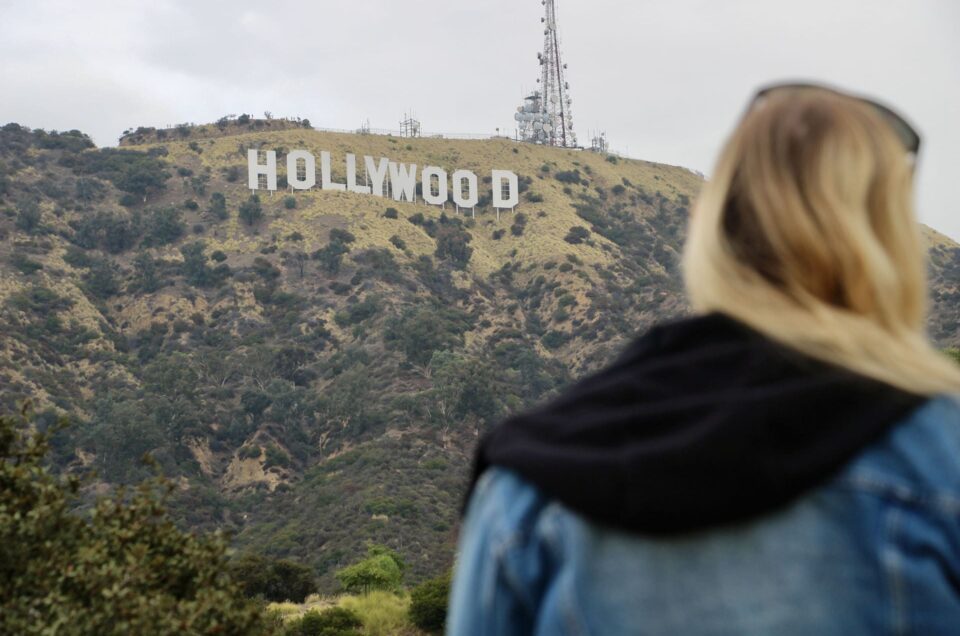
xmin=248 ymin=149 xmax=520 ymax=214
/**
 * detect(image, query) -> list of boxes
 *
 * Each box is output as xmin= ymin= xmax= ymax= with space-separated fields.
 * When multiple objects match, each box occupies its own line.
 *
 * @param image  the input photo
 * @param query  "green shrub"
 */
xmin=564 ymin=226 xmax=590 ymax=244
xmin=287 ymin=607 xmax=362 ymax=636
xmin=329 ymin=228 xmax=356 ymax=244
xmin=409 ymin=572 xmax=451 ymax=634
xmin=554 ymin=169 xmax=581 ymax=184
xmin=10 ymin=253 xmax=43 ymax=274
xmin=334 ymin=545 xmax=404 ymax=594
xmin=231 ymin=553 xmax=317 ymax=603
xmin=284 ymin=196 xmax=297 ymax=209
xmin=0 ymin=407 xmax=267 ymax=635
xmin=239 ymin=195 xmax=264 ymax=226
xmin=383 ymin=207 xmax=398 ymax=219
xmin=338 ymin=592 xmax=410 ymax=636
xmin=208 ymin=192 xmax=228 ymax=220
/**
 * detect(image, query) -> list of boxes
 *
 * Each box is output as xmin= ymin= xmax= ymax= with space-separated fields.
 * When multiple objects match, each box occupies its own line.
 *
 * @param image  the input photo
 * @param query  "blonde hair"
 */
xmin=683 ymin=86 xmax=960 ymax=395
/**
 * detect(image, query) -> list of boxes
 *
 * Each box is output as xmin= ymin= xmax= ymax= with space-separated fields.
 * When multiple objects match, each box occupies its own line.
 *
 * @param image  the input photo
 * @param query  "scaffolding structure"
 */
xmin=515 ymin=0 xmax=577 ymax=148
xmin=399 ymin=113 xmax=421 ymax=138
xmin=588 ymin=130 xmax=608 ymax=154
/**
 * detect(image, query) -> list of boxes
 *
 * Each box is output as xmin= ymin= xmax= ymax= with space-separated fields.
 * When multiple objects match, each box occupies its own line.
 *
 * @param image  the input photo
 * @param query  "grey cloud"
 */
xmin=1 ymin=0 xmax=957 ymax=237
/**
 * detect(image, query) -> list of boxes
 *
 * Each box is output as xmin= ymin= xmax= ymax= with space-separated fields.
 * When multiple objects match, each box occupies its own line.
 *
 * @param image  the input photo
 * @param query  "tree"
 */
xmin=384 ymin=305 xmax=473 ymax=367
xmin=434 ymin=224 xmax=472 ymax=268
xmin=141 ymin=206 xmax=186 ymax=247
xmin=15 ymin=198 xmax=41 ymax=234
xmin=133 ymin=251 xmax=160 ymax=293
xmin=239 ymin=194 xmax=264 ymax=226
xmin=312 ymin=235 xmax=350 ymax=275
xmin=83 ymin=258 xmax=120 ymax=299
xmin=282 ymin=251 xmax=309 ymax=279
xmin=409 ymin=572 xmax=451 ymax=634
xmin=230 ymin=553 xmax=317 ymax=603
xmin=181 ymin=241 xmax=214 ymax=287
xmin=0 ymin=405 xmax=268 ymax=635
xmin=208 ymin=192 xmax=228 ymax=220
xmin=334 ymin=545 xmax=404 ymax=594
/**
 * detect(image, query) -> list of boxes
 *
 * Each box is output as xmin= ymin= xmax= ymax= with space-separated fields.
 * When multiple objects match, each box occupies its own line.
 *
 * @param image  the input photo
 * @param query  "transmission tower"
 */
xmin=515 ymin=0 xmax=577 ymax=148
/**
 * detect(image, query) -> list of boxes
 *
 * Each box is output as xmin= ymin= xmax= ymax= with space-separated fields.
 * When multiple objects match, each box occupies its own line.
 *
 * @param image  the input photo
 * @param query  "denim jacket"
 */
xmin=447 ymin=395 xmax=960 ymax=635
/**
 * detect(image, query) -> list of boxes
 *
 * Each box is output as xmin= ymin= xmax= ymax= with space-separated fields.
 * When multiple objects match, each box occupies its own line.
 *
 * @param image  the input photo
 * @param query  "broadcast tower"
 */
xmin=515 ymin=0 xmax=577 ymax=148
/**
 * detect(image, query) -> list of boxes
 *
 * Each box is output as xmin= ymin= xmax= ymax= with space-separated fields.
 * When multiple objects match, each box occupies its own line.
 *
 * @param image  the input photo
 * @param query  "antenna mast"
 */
xmin=515 ymin=0 xmax=577 ymax=148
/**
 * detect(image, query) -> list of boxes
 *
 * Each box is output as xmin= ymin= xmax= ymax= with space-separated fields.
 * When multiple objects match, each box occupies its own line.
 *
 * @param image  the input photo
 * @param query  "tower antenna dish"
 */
xmin=514 ymin=0 xmax=577 ymax=148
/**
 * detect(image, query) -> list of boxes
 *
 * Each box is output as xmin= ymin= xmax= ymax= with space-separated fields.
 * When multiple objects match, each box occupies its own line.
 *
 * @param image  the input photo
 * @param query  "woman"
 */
xmin=447 ymin=83 xmax=960 ymax=635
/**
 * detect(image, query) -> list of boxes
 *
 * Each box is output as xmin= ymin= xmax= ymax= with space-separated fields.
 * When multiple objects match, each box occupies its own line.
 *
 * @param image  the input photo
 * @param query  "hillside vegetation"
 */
xmin=2 ymin=118 xmax=959 ymax=591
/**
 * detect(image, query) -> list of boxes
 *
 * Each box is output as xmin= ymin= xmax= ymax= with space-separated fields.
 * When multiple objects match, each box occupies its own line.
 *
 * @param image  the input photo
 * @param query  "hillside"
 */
xmin=1 ymin=119 xmax=959 ymax=590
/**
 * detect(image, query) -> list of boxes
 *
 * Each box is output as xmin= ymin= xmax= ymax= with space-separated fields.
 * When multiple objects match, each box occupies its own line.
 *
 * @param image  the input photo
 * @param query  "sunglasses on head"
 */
xmin=750 ymin=82 xmax=921 ymax=156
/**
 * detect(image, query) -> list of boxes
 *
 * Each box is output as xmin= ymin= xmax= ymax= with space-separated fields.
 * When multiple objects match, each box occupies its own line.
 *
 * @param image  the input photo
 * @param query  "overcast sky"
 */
xmin=2 ymin=1 xmax=958 ymax=237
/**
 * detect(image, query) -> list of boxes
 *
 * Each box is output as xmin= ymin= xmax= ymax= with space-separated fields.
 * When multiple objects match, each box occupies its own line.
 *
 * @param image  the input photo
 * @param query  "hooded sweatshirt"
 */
xmin=468 ymin=312 xmax=926 ymax=534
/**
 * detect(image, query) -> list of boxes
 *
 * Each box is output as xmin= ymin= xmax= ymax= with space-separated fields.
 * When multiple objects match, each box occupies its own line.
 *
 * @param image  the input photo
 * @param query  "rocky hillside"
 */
xmin=1 ymin=119 xmax=958 ymax=589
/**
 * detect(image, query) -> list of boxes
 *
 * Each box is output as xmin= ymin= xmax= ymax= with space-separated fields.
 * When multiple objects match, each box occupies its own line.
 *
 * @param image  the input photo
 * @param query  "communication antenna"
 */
xmin=588 ymin=130 xmax=608 ymax=153
xmin=400 ymin=112 xmax=421 ymax=138
xmin=514 ymin=0 xmax=577 ymax=148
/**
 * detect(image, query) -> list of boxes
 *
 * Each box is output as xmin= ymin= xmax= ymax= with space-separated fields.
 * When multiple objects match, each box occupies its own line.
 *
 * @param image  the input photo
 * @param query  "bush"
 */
xmin=329 ymin=228 xmax=356 ymax=244
xmin=383 ymin=207 xmax=398 ymax=219
xmin=541 ymin=330 xmax=570 ymax=349
xmin=334 ymin=545 xmax=404 ymax=594
xmin=409 ymin=572 xmax=451 ymax=634
xmin=15 ymin=199 xmax=41 ymax=234
xmin=10 ymin=253 xmax=43 ymax=274
xmin=287 ymin=607 xmax=362 ymax=636
xmin=564 ymin=226 xmax=590 ymax=244
xmin=142 ymin=206 xmax=186 ymax=247
xmin=389 ymin=235 xmax=406 ymax=250
xmin=231 ymin=553 xmax=317 ymax=603
xmin=338 ymin=591 xmax=410 ymax=636
xmin=239 ymin=195 xmax=264 ymax=226
xmin=510 ymin=212 xmax=527 ymax=237
xmin=284 ymin=196 xmax=297 ymax=209
xmin=0 ymin=407 xmax=267 ymax=635
xmin=554 ymin=169 xmax=581 ymax=184
xmin=208 ymin=192 xmax=228 ymax=220
xmin=434 ymin=225 xmax=472 ymax=269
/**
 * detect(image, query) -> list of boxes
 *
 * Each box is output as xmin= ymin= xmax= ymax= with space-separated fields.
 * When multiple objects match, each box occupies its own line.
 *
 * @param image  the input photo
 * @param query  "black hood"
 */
xmin=468 ymin=312 xmax=925 ymax=535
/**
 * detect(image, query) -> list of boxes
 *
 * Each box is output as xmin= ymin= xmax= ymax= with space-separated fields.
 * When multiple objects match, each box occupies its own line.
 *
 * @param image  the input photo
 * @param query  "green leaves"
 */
xmin=0 ymin=405 xmax=269 ymax=635
xmin=334 ymin=545 xmax=404 ymax=595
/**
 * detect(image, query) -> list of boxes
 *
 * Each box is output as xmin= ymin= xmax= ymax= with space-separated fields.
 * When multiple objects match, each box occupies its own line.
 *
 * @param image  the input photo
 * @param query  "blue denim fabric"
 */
xmin=447 ymin=395 xmax=960 ymax=635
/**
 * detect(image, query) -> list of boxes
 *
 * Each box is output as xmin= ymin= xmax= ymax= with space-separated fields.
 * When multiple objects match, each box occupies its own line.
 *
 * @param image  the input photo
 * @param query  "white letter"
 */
xmin=389 ymin=162 xmax=418 ymax=202
xmin=452 ymin=170 xmax=479 ymax=209
xmin=492 ymin=170 xmax=519 ymax=209
xmin=365 ymin=156 xmax=390 ymax=197
xmin=422 ymin=166 xmax=448 ymax=206
xmin=321 ymin=151 xmax=346 ymax=191
xmin=286 ymin=150 xmax=315 ymax=190
xmin=248 ymin=149 xmax=277 ymax=191
xmin=346 ymin=154 xmax=371 ymax=194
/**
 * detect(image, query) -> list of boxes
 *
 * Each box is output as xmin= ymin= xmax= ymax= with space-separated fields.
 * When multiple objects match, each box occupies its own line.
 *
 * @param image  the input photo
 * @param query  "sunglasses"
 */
xmin=751 ymin=82 xmax=921 ymax=156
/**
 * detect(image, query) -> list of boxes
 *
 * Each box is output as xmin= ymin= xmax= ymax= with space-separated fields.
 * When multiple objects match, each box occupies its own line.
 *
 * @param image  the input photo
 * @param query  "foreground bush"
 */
xmin=409 ymin=572 xmax=451 ymax=634
xmin=0 ymin=404 xmax=268 ymax=635
xmin=284 ymin=607 xmax=361 ymax=636
xmin=232 ymin=553 xmax=318 ymax=602
xmin=338 ymin=591 xmax=412 ymax=636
